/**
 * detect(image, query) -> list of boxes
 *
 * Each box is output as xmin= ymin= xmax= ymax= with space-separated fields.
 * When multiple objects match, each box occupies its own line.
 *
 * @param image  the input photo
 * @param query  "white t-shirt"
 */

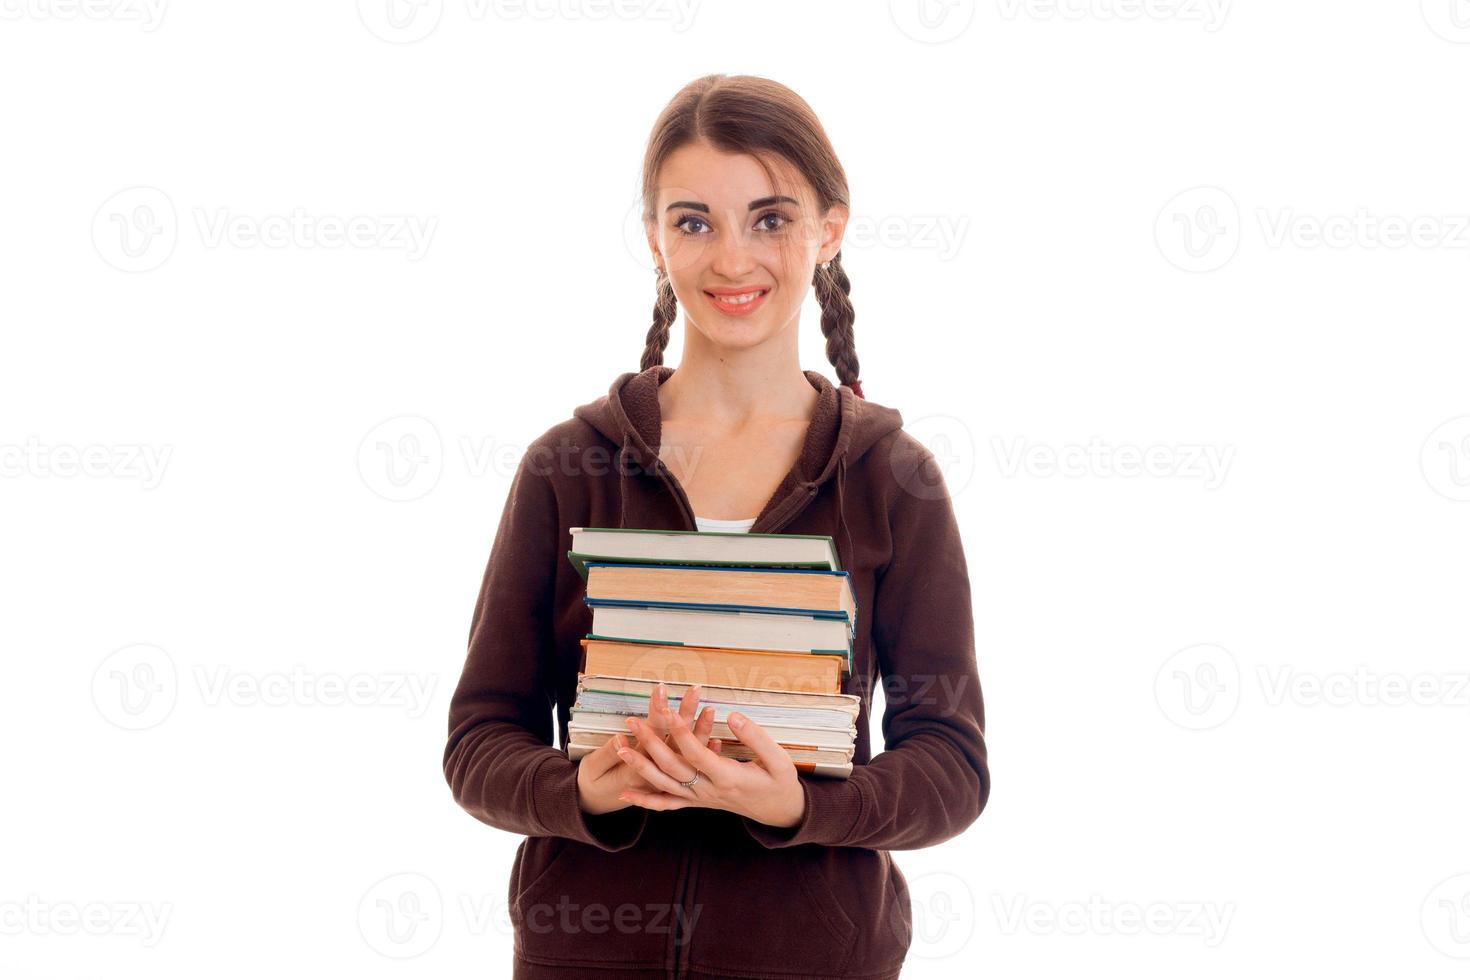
xmin=693 ymin=514 xmax=758 ymax=533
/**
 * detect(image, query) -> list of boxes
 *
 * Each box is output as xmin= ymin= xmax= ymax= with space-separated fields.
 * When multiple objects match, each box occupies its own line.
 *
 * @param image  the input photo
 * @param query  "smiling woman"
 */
xmin=442 ymin=73 xmax=988 ymax=980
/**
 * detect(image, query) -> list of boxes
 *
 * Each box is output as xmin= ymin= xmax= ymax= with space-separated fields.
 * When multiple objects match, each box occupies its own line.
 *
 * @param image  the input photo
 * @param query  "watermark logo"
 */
xmin=1154 ymin=643 xmax=1240 ymax=730
xmin=92 ymin=186 xmax=177 ymax=273
xmin=1422 ymin=0 xmax=1470 ymax=43
xmin=890 ymin=0 xmax=977 ymax=43
xmin=902 ymin=870 xmax=977 ymax=960
xmin=893 ymin=414 xmax=977 ymax=501
xmin=358 ymin=0 xmax=444 ymax=43
xmin=358 ymin=415 xmax=444 ymax=502
xmin=1422 ymin=873 xmax=1470 ymax=958
xmin=1156 ymin=186 xmax=1240 ymax=273
xmin=1421 ymin=415 xmax=1470 ymax=502
xmin=92 ymin=643 xmax=179 ymax=731
xmin=359 ymin=872 xmax=444 ymax=958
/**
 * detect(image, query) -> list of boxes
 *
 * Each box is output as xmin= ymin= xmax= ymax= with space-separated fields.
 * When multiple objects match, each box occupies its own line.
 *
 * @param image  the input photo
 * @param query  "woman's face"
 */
xmin=647 ymin=140 xmax=847 ymax=352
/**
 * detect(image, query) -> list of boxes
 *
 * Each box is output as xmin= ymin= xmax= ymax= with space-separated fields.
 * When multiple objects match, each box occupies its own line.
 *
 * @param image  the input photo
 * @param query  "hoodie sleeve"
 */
xmin=443 ymin=447 xmax=649 ymax=851
xmin=741 ymin=441 xmax=989 ymax=851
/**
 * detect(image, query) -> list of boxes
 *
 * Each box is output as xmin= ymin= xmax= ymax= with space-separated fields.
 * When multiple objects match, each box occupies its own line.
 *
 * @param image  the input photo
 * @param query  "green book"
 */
xmin=566 ymin=526 xmax=842 ymax=581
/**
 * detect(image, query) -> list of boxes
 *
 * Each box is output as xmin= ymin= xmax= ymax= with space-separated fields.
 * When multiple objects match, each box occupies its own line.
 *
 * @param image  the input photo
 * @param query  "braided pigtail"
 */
xmin=814 ymin=251 xmax=864 ymax=399
xmin=640 ymin=268 xmax=677 ymax=371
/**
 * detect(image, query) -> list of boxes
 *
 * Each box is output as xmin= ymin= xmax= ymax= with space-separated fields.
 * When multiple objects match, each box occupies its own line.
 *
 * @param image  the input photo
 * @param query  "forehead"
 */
xmin=655 ymin=141 xmax=809 ymax=209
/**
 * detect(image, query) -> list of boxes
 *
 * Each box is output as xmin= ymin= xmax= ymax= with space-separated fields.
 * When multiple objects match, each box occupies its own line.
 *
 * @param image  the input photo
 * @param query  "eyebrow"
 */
xmin=664 ymin=195 xmax=799 ymax=214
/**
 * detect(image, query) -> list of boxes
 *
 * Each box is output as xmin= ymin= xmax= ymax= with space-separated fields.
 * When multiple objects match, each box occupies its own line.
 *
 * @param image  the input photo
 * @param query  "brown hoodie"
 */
xmin=443 ymin=365 xmax=989 ymax=979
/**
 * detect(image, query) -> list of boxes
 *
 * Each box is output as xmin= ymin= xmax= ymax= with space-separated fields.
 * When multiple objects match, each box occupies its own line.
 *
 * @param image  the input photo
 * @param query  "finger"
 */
xmin=618 ymin=726 xmax=698 ymax=798
xmin=630 ymin=717 xmax=701 ymax=784
xmin=726 ymin=712 xmax=793 ymax=773
xmin=665 ymin=704 xmax=734 ymax=777
xmin=650 ymin=683 xmax=676 ymax=739
xmin=579 ymin=731 xmax=625 ymax=778
xmin=675 ymin=684 xmax=702 ymax=730
xmin=618 ymin=788 xmax=692 ymax=811
xmin=692 ymin=701 xmax=714 ymax=743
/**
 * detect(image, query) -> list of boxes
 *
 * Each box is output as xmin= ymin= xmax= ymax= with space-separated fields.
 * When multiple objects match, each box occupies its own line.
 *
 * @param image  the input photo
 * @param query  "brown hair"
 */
xmin=639 ymin=74 xmax=864 ymax=399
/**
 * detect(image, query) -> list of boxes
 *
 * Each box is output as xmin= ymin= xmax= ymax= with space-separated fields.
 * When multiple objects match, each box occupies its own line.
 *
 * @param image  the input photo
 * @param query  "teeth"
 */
xmin=712 ymin=291 xmax=764 ymax=304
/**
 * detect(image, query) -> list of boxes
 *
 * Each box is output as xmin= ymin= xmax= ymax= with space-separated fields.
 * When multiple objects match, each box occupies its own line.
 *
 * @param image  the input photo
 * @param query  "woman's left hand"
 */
xmin=615 ymin=683 xmax=806 ymax=829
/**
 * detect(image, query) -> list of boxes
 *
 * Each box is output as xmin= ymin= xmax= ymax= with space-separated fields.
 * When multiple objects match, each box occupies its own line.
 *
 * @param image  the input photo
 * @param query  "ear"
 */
xmin=644 ymin=220 xmax=666 ymax=276
xmin=817 ymin=203 xmax=850 ymax=266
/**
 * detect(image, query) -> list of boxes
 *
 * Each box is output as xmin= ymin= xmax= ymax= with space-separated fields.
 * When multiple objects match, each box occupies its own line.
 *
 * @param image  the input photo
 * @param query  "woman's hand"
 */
xmin=615 ymin=683 xmax=806 ymax=830
xmin=575 ymin=681 xmax=718 ymax=816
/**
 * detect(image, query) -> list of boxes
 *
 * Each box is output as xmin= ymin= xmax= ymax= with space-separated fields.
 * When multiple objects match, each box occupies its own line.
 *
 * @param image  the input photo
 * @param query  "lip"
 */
xmin=704 ymin=286 xmax=771 ymax=316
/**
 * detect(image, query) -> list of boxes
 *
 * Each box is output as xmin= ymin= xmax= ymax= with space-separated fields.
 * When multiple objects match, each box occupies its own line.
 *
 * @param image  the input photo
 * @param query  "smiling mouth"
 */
xmin=704 ymin=288 xmax=771 ymax=314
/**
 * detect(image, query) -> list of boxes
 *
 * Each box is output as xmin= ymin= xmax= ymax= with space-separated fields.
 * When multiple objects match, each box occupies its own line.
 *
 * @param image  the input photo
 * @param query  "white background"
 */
xmin=3 ymin=1 xmax=1469 ymax=977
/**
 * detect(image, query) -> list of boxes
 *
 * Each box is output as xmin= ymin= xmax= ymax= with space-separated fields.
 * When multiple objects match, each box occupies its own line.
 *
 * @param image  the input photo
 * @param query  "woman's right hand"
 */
xmin=576 ymin=683 xmax=719 ymax=816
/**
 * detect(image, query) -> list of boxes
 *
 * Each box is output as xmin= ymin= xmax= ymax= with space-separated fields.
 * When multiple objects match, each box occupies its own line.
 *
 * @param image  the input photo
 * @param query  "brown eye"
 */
xmin=674 ymin=215 xmax=710 ymax=236
xmin=757 ymin=212 xmax=790 ymax=232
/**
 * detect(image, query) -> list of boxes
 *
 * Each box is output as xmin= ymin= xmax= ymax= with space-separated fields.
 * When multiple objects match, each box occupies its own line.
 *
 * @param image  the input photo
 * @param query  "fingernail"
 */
xmin=729 ymin=712 xmax=745 ymax=728
xmin=626 ymin=718 xmax=637 ymax=731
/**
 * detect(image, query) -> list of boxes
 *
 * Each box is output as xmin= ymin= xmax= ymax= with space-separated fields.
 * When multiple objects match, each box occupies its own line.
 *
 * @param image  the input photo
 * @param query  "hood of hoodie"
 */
xmin=571 ymin=365 xmax=904 ymax=572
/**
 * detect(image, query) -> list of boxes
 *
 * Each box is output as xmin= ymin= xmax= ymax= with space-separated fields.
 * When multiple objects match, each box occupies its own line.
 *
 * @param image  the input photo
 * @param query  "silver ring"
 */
xmin=678 ymin=769 xmax=701 ymax=790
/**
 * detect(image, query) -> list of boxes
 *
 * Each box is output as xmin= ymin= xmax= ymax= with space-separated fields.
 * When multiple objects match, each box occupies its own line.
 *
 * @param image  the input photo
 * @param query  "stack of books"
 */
xmin=564 ymin=526 xmax=861 ymax=778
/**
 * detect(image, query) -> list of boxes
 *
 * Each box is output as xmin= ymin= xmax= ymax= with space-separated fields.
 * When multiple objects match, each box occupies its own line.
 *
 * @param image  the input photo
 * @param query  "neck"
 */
xmin=657 ymin=317 xmax=818 ymax=428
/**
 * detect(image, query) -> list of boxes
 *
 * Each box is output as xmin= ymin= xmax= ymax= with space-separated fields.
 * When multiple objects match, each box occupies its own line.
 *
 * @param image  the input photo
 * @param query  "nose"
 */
xmin=707 ymin=208 xmax=759 ymax=279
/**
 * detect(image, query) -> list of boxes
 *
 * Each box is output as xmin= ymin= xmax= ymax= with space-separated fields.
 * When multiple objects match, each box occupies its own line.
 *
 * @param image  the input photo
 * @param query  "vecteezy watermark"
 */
xmin=360 ymin=869 xmax=704 ymax=957
xmin=992 ymin=436 xmax=1234 ymax=489
xmin=357 ymin=0 xmax=700 ymax=43
xmin=1155 ymin=643 xmax=1241 ymax=730
xmin=1256 ymin=209 xmax=1470 ymax=251
xmin=1257 ymin=666 xmax=1470 ymax=709
xmin=359 ymin=873 xmax=444 ymax=959
xmin=995 ymin=0 xmax=1230 ymax=31
xmin=0 ymin=0 xmax=168 ymax=29
xmin=1421 ymin=0 xmax=1470 ymax=43
xmin=1421 ymin=415 xmax=1470 ymax=502
xmin=92 ymin=186 xmax=436 ymax=272
xmin=1157 ymin=185 xmax=1470 ymax=272
xmin=92 ymin=644 xmax=437 ymax=730
xmin=843 ymin=213 xmax=971 ymax=262
xmin=356 ymin=416 xmax=717 ymax=503
xmin=0 ymin=896 xmax=173 ymax=947
xmin=1157 ymin=645 xmax=1470 ymax=730
xmin=1156 ymin=186 xmax=1241 ymax=273
xmin=992 ymin=894 xmax=1235 ymax=947
xmin=1422 ymin=873 xmax=1470 ymax=959
xmin=192 ymin=665 xmax=436 ymax=717
xmin=0 ymin=437 xmax=172 ymax=489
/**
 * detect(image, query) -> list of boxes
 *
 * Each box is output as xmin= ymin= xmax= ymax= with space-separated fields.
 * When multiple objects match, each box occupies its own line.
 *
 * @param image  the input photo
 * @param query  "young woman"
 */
xmin=444 ymin=74 xmax=989 ymax=980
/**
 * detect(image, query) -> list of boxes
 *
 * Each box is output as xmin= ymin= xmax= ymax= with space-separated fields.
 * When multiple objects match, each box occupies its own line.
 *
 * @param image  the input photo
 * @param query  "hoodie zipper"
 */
xmin=647 ymin=455 xmax=823 ymax=979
